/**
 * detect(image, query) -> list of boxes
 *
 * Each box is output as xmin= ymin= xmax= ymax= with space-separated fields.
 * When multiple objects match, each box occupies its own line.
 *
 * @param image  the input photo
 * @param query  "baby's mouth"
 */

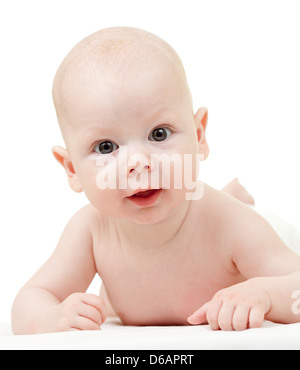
xmin=127 ymin=189 xmax=162 ymax=207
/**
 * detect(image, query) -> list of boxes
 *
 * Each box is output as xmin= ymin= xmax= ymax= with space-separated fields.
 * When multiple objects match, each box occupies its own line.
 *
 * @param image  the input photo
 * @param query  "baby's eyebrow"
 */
xmin=81 ymin=124 xmax=117 ymax=142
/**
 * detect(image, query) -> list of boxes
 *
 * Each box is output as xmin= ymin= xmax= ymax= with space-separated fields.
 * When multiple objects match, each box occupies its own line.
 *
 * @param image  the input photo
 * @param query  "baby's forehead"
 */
xmin=52 ymin=27 xmax=188 ymax=139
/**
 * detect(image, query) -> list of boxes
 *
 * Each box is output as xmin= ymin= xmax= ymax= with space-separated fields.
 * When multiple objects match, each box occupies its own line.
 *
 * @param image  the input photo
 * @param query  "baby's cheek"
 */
xmin=87 ymin=187 xmax=118 ymax=212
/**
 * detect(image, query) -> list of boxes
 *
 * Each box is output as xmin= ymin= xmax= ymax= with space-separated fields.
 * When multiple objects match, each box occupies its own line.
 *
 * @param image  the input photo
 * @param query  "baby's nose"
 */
xmin=127 ymin=153 xmax=151 ymax=176
xmin=129 ymin=165 xmax=150 ymax=174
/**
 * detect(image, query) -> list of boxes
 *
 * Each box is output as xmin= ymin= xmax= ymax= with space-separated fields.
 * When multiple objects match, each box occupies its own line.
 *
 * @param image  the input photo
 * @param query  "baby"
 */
xmin=11 ymin=27 xmax=300 ymax=333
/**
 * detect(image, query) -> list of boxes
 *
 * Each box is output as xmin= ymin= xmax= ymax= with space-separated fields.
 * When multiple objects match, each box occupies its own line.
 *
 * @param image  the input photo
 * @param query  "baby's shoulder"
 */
xmin=202 ymin=184 xmax=255 ymax=216
xmin=65 ymin=203 xmax=103 ymax=236
xmin=199 ymin=184 xmax=263 ymax=238
xmin=70 ymin=203 xmax=98 ymax=221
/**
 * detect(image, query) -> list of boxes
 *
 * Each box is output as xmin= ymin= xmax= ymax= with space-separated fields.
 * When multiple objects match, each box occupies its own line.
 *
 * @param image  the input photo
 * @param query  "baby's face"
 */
xmin=57 ymin=53 xmax=206 ymax=224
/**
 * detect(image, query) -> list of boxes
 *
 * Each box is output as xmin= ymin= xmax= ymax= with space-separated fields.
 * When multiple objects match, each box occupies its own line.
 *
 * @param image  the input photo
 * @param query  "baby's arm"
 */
xmin=11 ymin=206 xmax=106 ymax=334
xmin=188 ymin=204 xmax=300 ymax=330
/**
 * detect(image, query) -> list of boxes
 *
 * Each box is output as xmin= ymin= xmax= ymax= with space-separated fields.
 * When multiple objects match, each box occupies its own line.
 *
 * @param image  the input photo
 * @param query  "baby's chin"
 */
xmin=122 ymin=205 xmax=172 ymax=226
xmin=112 ymin=204 xmax=164 ymax=227
xmin=124 ymin=192 xmax=188 ymax=225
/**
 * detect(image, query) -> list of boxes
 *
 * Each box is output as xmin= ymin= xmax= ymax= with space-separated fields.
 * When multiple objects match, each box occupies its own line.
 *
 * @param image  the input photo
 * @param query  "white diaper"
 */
xmin=254 ymin=209 xmax=300 ymax=255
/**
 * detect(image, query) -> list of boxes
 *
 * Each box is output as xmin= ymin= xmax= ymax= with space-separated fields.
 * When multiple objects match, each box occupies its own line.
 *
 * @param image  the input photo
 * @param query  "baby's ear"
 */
xmin=51 ymin=146 xmax=82 ymax=193
xmin=194 ymin=107 xmax=209 ymax=159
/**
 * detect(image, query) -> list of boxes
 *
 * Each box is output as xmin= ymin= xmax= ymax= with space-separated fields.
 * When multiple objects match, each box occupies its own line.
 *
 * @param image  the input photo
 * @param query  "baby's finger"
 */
xmin=71 ymin=315 xmax=101 ymax=331
xmin=78 ymin=303 xmax=103 ymax=326
xmin=187 ymin=302 xmax=210 ymax=325
xmin=232 ymin=305 xmax=250 ymax=331
xmin=248 ymin=305 xmax=265 ymax=328
xmin=206 ymin=299 xmax=223 ymax=330
xmin=82 ymin=294 xmax=107 ymax=323
xmin=217 ymin=302 xmax=236 ymax=331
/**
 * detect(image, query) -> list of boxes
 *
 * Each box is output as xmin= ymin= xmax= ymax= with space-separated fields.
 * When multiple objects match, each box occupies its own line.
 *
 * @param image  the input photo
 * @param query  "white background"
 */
xmin=0 ymin=0 xmax=299 ymax=322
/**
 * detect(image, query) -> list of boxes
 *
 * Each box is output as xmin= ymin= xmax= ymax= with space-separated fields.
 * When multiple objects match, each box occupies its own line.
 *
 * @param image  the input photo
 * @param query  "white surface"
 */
xmin=1 ymin=319 xmax=300 ymax=350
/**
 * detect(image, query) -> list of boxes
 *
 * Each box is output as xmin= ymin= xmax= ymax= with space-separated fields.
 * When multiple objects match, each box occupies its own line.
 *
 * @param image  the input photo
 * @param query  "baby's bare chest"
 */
xmin=94 ymin=234 xmax=244 ymax=325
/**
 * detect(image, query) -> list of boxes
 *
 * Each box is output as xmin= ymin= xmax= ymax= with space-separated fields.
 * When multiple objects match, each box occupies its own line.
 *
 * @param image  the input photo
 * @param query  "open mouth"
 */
xmin=127 ymin=189 xmax=162 ymax=207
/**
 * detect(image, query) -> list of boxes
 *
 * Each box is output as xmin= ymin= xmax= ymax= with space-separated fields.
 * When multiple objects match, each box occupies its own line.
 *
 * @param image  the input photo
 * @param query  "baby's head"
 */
xmin=52 ymin=27 xmax=209 ymax=224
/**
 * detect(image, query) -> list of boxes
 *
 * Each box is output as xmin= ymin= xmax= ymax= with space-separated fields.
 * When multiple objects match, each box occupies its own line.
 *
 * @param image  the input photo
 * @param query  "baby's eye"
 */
xmin=149 ymin=127 xmax=171 ymax=142
xmin=94 ymin=141 xmax=119 ymax=154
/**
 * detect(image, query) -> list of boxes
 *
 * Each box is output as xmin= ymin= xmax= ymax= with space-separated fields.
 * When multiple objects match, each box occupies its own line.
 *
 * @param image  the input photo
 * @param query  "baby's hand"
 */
xmin=187 ymin=279 xmax=271 ymax=331
xmin=38 ymin=293 xmax=107 ymax=333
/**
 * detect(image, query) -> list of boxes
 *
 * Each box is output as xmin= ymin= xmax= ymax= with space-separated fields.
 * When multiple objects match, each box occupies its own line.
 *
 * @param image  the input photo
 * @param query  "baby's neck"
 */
xmin=115 ymin=200 xmax=190 ymax=250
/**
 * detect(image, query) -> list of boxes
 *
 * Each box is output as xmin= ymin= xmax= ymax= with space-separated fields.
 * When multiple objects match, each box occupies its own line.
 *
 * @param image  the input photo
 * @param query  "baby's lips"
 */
xmin=127 ymin=188 xmax=160 ymax=198
xmin=126 ymin=189 xmax=162 ymax=207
